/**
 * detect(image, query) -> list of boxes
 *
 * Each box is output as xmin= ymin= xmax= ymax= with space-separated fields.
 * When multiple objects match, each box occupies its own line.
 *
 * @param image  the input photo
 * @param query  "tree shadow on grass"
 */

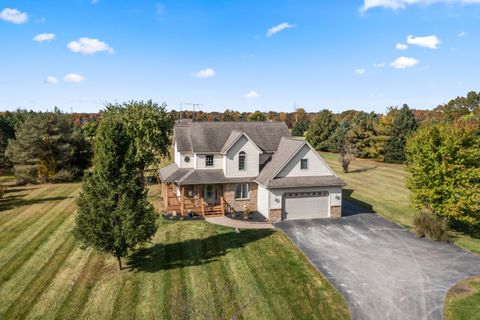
xmin=348 ymin=166 xmax=377 ymax=173
xmin=342 ymin=189 xmax=375 ymax=216
xmin=127 ymin=228 xmax=275 ymax=272
xmin=0 ymin=194 xmax=73 ymax=212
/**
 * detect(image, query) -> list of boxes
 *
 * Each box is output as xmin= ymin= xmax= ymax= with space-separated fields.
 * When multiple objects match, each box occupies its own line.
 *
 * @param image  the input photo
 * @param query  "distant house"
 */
xmin=159 ymin=120 xmax=345 ymax=222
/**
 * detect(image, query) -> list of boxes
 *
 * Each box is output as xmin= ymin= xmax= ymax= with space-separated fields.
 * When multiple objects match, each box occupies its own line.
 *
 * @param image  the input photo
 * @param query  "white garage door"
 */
xmin=283 ymin=191 xmax=329 ymax=220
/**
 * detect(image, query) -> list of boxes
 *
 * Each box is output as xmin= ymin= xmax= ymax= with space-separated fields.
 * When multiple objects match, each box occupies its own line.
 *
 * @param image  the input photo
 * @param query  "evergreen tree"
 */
xmin=74 ymin=117 xmax=157 ymax=270
xmin=346 ymin=111 xmax=380 ymax=158
xmin=291 ymin=120 xmax=309 ymax=136
xmin=383 ymin=105 xmax=418 ymax=163
xmin=305 ymin=110 xmax=338 ymax=151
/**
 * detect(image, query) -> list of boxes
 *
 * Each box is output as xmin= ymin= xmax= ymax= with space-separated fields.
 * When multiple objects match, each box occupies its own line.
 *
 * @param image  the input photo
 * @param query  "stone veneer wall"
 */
xmin=223 ymin=183 xmax=257 ymax=212
xmin=269 ymin=209 xmax=282 ymax=222
xmin=330 ymin=206 xmax=342 ymax=218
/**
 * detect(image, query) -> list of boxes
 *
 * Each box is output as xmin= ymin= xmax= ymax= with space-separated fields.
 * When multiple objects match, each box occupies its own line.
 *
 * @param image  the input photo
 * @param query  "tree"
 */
xmin=74 ymin=117 xmax=157 ymax=270
xmin=104 ymin=100 xmax=174 ymax=171
xmin=383 ymin=105 xmax=418 ymax=163
xmin=291 ymin=120 xmax=309 ymax=136
xmin=305 ymin=109 xmax=338 ymax=151
xmin=247 ymin=111 xmax=267 ymax=122
xmin=434 ymin=91 xmax=480 ymax=121
xmin=405 ymin=120 xmax=480 ymax=226
xmin=5 ymin=112 xmax=88 ymax=183
xmin=346 ymin=111 xmax=380 ymax=158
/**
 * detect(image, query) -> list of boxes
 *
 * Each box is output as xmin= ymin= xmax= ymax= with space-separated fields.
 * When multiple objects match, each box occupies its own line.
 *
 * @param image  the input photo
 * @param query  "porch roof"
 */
xmin=159 ymin=164 xmax=254 ymax=185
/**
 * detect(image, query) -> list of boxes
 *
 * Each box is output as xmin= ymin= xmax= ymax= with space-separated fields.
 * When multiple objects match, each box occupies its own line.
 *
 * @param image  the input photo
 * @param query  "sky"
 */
xmin=0 ymin=0 xmax=479 ymax=113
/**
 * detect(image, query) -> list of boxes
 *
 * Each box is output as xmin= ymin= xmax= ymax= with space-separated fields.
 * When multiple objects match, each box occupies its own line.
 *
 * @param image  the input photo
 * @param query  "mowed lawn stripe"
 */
xmin=0 ymin=184 xmax=79 ymax=247
xmin=3 ymin=234 xmax=76 ymax=320
xmin=0 ymin=194 xmax=77 ymax=273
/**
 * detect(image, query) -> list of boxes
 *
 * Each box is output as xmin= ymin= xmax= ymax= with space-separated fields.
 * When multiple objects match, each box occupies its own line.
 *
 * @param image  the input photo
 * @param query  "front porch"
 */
xmin=161 ymin=183 xmax=237 ymax=217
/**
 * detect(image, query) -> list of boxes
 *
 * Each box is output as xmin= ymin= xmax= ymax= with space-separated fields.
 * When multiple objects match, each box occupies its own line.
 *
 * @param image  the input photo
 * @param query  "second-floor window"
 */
xmin=205 ymin=155 xmax=214 ymax=167
xmin=300 ymin=158 xmax=308 ymax=170
xmin=238 ymin=151 xmax=246 ymax=171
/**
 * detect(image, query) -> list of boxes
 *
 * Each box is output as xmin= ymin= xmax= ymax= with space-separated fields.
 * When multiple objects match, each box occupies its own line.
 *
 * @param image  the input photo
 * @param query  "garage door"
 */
xmin=283 ymin=191 xmax=329 ymax=220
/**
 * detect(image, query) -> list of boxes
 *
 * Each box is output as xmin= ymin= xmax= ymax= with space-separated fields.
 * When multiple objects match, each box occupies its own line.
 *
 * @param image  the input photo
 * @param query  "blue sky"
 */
xmin=1 ymin=0 xmax=479 ymax=113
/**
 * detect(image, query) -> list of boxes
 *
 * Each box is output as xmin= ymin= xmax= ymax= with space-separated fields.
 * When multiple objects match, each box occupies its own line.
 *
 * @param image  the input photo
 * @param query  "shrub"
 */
xmin=50 ymin=169 xmax=75 ymax=183
xmin=14 ymin=165 xmax=38 ymax=185
xmin=413 ymin=208 xmax=453 ymax=242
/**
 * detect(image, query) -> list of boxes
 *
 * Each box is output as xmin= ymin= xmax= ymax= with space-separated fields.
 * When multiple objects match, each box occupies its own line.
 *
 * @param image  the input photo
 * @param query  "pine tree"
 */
xmin=305 ymin=109 xmax=338 ymax=151
xmin=383 ymin=104 xmax=418 ymax=163
xmin=73 ymin=117 xmax=157 ymax=270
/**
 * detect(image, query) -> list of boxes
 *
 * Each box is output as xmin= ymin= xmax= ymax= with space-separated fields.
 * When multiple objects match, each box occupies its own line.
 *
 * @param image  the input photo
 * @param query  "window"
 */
xmin=205 ymin=155 xmax=214 ymax=167
xmin=184 ymin=156 xmax=190 ymax=163
xmin=235 ymin=183 xmax=250 ymax=199
xmin=238 ymin=151 xmax=246 ymax=171
xmin=300 ymin=158 xmax=308 ymax=170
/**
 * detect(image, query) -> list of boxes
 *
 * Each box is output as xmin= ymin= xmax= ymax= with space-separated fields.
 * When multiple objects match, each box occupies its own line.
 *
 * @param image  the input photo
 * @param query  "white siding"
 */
xmin=195 ymin=154 xmax=223 ymax=169
xmin=225 ymin=136 xmax=260 ymax=178
xmin=257 ymin=184 xmax=270 ymax=218
xmin=277 ymin=145 xmax=333 ymax=178
xmin=174 ymin=143 xmax=181 ymax=166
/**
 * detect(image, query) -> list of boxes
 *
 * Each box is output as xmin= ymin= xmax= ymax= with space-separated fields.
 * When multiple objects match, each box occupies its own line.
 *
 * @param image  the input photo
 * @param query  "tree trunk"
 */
xmin=116 ymin=254 xmax=122 ymax=270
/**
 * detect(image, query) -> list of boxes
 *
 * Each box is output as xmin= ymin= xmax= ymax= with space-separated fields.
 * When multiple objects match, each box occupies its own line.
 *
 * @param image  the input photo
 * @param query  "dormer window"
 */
xmin=300 ymin=158 xmax=308 ymax=170
xmin=238 ymin=151 xmax=246 ymax=171
xmin=205 ymin=155 xmax=214 ymax=167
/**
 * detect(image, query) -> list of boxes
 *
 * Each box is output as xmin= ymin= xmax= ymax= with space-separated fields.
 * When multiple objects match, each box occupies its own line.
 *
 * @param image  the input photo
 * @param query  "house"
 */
xmin=159 ymin=120 xmax=345 ymax=222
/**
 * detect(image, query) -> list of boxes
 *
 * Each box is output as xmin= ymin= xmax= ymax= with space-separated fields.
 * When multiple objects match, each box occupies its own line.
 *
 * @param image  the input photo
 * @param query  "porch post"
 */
xmin=220 ymin=196 xmax=225 ymax=216
xmin=180 ymin=186 xmax=185 ymax=216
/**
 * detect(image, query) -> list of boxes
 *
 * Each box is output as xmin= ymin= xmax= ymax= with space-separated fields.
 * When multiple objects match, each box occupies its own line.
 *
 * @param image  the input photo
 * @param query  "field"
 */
xmin=320 ymin=152 xmax=480 ymax=319
xmin=0 ymin=179 xmax=349 ymax=320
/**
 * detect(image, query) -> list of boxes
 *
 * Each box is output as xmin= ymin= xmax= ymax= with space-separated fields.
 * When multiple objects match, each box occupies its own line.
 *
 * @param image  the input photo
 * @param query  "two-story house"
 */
xmin=159 ymin=120 xmax=345 ymax=222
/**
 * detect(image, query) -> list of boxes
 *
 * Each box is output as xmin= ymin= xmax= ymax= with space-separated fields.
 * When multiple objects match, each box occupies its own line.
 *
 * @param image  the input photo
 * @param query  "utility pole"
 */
xmin=183 ymin=103 xmax=203 ymax=121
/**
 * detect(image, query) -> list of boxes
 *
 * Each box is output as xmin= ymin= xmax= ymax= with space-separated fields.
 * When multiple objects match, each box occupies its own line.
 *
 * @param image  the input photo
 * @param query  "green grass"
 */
xmin=320 ymin=152 xmax=480 ymax=320
xmin=0 ymin=181 xmax=349 ymax=320
xmin=444 ymin=277 xmax=480 ymax=320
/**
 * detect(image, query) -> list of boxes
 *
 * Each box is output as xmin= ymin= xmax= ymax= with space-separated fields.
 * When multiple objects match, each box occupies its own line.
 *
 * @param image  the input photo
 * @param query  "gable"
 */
xmin=276 ymin=144 xmax=334 ymax=178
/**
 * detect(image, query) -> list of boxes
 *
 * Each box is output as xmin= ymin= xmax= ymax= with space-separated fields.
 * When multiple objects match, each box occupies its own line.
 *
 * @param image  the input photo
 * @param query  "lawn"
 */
xmin=0 ymin=179 xmax=349 ymax=320
xmin=320 ymin=152 xmax=480 ymax=320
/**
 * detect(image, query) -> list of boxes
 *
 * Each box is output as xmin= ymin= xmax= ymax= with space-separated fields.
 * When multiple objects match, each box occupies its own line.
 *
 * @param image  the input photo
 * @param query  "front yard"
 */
xmin=0 ymin=180 xmax=349 ymax=319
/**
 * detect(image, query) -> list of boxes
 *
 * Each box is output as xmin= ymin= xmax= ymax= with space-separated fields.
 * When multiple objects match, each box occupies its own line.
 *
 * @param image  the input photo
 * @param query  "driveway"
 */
xmin=275 ymin=202 xmax=480 ymax=320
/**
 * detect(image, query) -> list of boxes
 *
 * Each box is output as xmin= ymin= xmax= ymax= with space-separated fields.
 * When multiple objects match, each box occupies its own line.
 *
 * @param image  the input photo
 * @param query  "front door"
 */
xmin=203 ymin=184 xmax=223 ymax=205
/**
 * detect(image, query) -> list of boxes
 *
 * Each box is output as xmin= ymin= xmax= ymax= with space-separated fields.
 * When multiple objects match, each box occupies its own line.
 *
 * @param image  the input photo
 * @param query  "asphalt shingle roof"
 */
xmin=267 ymin=176 xmax=346 ymax=188
xmin=174 ymin=121 xmax=290 ymax=153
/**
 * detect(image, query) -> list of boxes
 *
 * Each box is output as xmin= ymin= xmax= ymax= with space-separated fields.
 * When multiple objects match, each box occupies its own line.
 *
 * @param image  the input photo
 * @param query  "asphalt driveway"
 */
xmin=275 ymin=202 xmax=480 ymax=320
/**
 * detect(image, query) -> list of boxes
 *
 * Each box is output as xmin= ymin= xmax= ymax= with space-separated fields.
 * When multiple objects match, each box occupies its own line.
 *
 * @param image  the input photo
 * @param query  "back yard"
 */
xmin=0 ymin=179 xmax=348 ymax=320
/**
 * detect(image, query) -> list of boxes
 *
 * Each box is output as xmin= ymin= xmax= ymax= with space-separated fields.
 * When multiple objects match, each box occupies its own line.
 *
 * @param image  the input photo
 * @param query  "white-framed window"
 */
xmin=205 ymin=155 xmax=214 ymax=167
xmin=300 ymin=158 xmax=308 ymax=170
xmin=235 ymin=183 xmax=250 ymax=199
xmin=238 ymin=151 xmax=246 ymax=171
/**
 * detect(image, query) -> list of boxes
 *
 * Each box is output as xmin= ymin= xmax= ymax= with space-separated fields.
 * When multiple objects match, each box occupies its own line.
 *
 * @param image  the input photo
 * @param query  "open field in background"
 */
xmin=0 ymin=179 xmax=349 ymax=320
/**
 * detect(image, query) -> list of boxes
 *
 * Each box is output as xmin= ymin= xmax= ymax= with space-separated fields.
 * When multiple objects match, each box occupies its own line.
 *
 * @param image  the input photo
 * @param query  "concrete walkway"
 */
xmin=205 ymin=215 xmax=274 ymax=229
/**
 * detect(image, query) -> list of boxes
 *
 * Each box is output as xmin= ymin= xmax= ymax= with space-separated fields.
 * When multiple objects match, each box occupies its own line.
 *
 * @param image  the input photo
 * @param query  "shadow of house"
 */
xmin=127 ymin=229 xmax=275 ymax=273
xmin=342 ymin=189 xmax=375 ymax=216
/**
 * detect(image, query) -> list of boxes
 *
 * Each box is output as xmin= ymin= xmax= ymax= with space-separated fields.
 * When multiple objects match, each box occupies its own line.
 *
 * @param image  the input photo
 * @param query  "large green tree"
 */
xmin=6 ymin=112 xmax=90 ymax=183
xmin=346 ymin=111 xmax=380 ymax=158
xmin=383 ymin=105 xmax=418 ymax=163
xmin=405 ymin=119 xmax=480 ymax=225
xmin=74 ymin=117 xmax=157 ymax=270
xmin=247 ymin=110 xmax=267 ymax=122
xmin=291 ymin=120 xmax=309 ymax=136
xmin=305 ymin=109 xmax=338 ymax=151
xmin=104 ymin=100 xmax=174 ymax=171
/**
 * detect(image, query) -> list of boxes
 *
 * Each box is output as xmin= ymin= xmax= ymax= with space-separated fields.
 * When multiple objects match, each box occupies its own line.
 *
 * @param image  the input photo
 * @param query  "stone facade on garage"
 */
xmin=223 ymin=182 xmax=257 ymax=212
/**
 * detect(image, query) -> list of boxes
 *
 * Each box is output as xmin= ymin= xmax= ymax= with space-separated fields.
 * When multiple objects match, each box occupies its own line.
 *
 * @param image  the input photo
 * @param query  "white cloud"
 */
xmin=266 ymin=22 xmax=295 ymax=37
xmin=458 ymin=31 xmax=467 ymax=37
xmin=67 ymin=37 xmax=114 ymax=55
xmin=355 ymin=68 xmax=366 ymax=75
xmin=406 ymin=35 xmax=441 ymax=49
xmin=0 ymin=8 xmax=28 ymax=24
xmin=244 ymin=90 xmax=260 ymax=99
xmin=194 ymin=68 xmax=215 ymax=79
xmin=373 ymin=62 xmax=386 ymax=68
xmin=390 ymin=56 xmax=419 ymax=69
xmin=361 ymin=0 xmax=480 ymax=12
xmin=396 ymin=43 xmax=408 ymax=50
xmin=64 ymin=74 xmax=85 ymax=83
xmin=45 ymin=76 xmax=59 ymax=84
xmin=33 ymin=33 xmax=55 ymax=42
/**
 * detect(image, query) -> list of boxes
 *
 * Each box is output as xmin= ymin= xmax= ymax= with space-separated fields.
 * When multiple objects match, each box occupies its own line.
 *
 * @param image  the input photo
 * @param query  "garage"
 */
xmin=282 ymin=191 xmax=329 ymax=220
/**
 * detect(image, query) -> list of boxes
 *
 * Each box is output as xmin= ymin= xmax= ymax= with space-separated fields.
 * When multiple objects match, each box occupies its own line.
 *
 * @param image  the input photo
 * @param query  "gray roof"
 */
xmin=255 ymin=137 xmax=305 ymax=186
xmin=267 ymin=176 xmax=346 ymax=189
xmin=174 ymin=121 xmax=291 ymax=153
xmin=159 ymin=164 xmax=254 ymax=185
xmin=220 ymin=130 xmax=243 ymax=153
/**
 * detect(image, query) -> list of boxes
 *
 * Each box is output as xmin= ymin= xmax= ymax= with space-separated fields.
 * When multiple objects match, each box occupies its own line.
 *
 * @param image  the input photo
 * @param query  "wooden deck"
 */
xmin=161 ymin=183 xmax=233 ymax=217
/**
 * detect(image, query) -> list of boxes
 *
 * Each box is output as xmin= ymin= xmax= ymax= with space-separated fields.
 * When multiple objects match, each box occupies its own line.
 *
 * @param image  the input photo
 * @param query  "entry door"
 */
xmin=204 ymin=185 xmax=222 ymax=205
